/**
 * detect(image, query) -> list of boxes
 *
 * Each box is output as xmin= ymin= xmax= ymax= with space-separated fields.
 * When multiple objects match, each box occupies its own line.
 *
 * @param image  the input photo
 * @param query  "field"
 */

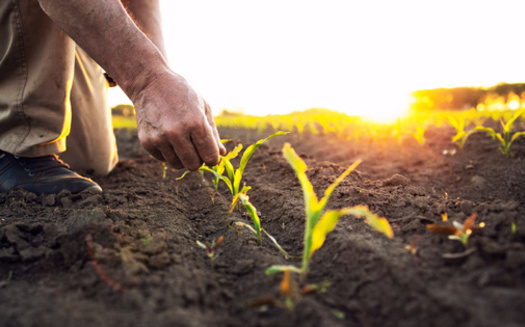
xmin=1 ymin=109 xmax=525 ymax=327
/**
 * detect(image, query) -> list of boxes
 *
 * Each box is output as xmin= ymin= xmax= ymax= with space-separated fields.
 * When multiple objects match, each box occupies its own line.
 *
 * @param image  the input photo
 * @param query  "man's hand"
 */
xmin=36 ymin=0 xmax=226 ymax=171
xmin=132 ymin=69 xmax=226 ymax=170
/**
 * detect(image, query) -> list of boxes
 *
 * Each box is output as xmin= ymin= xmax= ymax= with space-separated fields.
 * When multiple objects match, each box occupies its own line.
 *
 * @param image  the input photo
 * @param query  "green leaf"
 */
xmin=196 ymin=240 xmax=207 ymax=249
xmin=265 ymin=265 xmax=302 ymax=275
xmin=224 ymin=144 xmax=243 ymax=161
xmin=317 ymin=159 xmax=362 ymax=218
xmin=504 ymin=108 xmax=525 ymax=132
xmin=175 ymin=169 xmax=192 ymax=181
xmin=262 ymin=229 xmax=291 ymax=259
xmin=222 ymin=157 xmax=235 ymax=185
xmin=233 ymin=131 xmax=288 ymax=194
xmin=235 ymin=221 xmax=257 ymax=235
xmin=510 ymin=131 xmax=525 ymax=143
xmin=475 ymin=126 xmax=497 ymax=139
xmin=495 ymin=133 xmax=505 ymax=146
xmin=239 ymin=194 xmax=261 ymax=244
xmin=229 ymin=193 xmax=242 ymax=214
xmin=200 ymin=166 xmax=233 ymax=194
xmin=239 ymin=185 xmax=251 ymax=195
xmin=310 ymin=209 xmax=347 ymax=258
xmin=451 ymin=131 xmax=465 ymax=143
xmin=214 ymin=159 xmax=225 ymax=176
xmin=342 ymin=205 xmax=394 ymax=239
xmin=282 ymin=143 xmax=319 ymax=218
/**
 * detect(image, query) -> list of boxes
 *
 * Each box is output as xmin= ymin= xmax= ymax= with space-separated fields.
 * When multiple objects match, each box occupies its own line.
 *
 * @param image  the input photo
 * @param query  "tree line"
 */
xmin=410 ymin=83 xmax=525 ymax=111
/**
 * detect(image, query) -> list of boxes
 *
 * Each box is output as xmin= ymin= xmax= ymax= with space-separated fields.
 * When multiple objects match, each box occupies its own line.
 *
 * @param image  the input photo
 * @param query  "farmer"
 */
xmin=0 ymin=0 xmax=226 ymax=195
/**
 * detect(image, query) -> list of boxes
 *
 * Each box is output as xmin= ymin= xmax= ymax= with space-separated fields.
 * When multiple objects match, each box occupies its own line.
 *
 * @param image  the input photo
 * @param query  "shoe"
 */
xmin=0 ymin=151 xmax=102 ymax=195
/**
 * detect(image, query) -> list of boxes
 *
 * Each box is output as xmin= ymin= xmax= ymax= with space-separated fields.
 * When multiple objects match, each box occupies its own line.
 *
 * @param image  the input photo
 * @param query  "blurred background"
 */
xmin=109 ymin=0 xmax=525 ymax=121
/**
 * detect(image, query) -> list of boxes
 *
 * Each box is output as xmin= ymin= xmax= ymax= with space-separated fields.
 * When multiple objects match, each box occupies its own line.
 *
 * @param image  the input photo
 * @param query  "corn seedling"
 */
xmin=178 ymin=132 xmax=287 ymax=207
xmin=475 ymin=108 xmax=525 ymax=157
xmin=207 ymin=139 xmax=236 ymax=191
xmin=161 ymin=162 xmax=167 ymax=179
xmin=412 ymin=125 xmax=426 ymax=145
xmin=448 ymin=115 xmax=477 ymax=149
xmin=211 ymin=143 xmax=243 ymax=191
xmin=231 ymin=193 xmax=261 ymax=244
xmin=266 ymin=143 xmax=393 ymax=283
xmin=248 ymin=267 xmax=330 ymax=312
xmin=426 ymin=213 xmax=483 ymax=247
xmin=279 ymin=269 xmax=296 ymax=312
xmin=441 ymin=189 xmax=449 ymax=200
xmin=196 ymin=236 xmax=224 ymax=261
xmin=404 ymin=234 xmax=421 ymax=256
xmin=231 ymin=193 xmax=291 ymax=259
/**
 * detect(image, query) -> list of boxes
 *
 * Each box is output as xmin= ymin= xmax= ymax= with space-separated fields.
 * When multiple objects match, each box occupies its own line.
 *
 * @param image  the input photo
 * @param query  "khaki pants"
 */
xmin=0 ymin=0 xmax=118 ymax=175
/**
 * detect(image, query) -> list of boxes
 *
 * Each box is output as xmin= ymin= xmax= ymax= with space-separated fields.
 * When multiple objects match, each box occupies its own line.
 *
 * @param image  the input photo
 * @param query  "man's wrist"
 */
xmin=116 ymin=50 xmax=169 ymax=102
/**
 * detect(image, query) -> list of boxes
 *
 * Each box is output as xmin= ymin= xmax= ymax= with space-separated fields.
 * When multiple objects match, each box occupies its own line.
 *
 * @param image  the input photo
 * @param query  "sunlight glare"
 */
xmin=343 ymin=89 xmax=412 ymax=124
xmin=508 ymin=100 xmax=520 ymax=110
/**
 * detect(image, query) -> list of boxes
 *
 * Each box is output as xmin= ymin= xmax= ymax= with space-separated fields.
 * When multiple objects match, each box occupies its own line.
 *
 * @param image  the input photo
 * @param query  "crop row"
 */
xmin=215 ymin=108 xmax=525 ymax=157
xmin=175 ymin=131 xmax=489 ymax=311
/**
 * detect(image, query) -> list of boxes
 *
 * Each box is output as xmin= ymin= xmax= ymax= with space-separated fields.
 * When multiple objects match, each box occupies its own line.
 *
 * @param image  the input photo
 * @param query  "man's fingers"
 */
xmin=155 ymin=143 xmax=184 ymax=169
xmin=191 ymin=124 xmax=221 ymax=167
xmin=147 ymin=148 xmax=166 ymax=163
xmin=161 ymin=128 xmax=205 ymax=170
xmin=203 ymin=101 xmax=227 ymax=155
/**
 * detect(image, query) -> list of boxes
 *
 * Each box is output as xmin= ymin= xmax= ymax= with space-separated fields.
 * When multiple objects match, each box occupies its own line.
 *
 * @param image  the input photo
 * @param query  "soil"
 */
xmin=1 ymin=123 xmax=525 ymax=327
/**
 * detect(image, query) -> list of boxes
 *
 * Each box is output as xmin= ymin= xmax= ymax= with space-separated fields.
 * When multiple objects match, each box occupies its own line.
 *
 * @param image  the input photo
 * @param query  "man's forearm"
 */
xmin=121 ymin=0 xmax=167 ymax=57
xmin=37 ymin=0 xmax=167 ymax=100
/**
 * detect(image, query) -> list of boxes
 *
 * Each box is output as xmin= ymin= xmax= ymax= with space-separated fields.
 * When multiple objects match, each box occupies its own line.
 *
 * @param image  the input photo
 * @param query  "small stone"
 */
xmin=42 ymin=194 xmax=56 ymax=206
xmin=382 ymin=174 xmax=411 ymax=187
xmin=60 ymin=197 xmax=73 ymax=208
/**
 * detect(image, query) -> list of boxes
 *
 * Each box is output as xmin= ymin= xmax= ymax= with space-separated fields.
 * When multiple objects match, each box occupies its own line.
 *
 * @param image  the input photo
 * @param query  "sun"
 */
xmin=359 ymin=103 xmax=411 ymax=124
xmin=338 ymin=89 xmax=413 ymax=124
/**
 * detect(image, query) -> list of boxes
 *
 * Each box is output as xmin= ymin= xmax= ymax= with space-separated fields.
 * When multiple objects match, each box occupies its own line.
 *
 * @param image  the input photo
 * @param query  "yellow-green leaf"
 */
xmin=266 ymin=265 xmax=302 ymax=275
xmin=234 ymin=132 xmax=288 ymax=194
xmin=282 ymin=143 xmax=319 ymax=217
xmin=310 ymin=210 xmax=347 ymax=258
xmin=504 ymin=108 xmax=525 ymax=132
xmin=318 ymin=159 xmax=361 ymax=214
xmin=342 ymin=205 xmax=394 ymax=239
xmin=201 ymin=166 xmax=233 ymax=193
xmin=511 ymin=131 xmax=525 ymax=143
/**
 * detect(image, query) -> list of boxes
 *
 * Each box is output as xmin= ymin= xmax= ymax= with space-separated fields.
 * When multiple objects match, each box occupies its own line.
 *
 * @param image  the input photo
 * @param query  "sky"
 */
xmin=109 ymin=0 xmax=525 ymax=120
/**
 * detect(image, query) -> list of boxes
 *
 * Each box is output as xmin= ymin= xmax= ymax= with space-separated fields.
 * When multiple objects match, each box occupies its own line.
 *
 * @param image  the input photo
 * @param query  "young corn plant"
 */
xmin=178 ymin=131 xmax=287 ymax=206
xmin=248 ymin=267 xmax=330 ymax=312
xmin=266 ymin=143 xmax=394 ymax=283
xmin=448 ymin=115 xmax=477 ymax=149
xmin=475 ymin=108 xmax=525 ymax=157
xmin=230 ymin=193 xmax=291 ymax=259
xmin=412 ymin=125 xmax=426 ymax=146
xmin=196 ymin=236 xmax=224 ymax=261
xmin=426 ymin=213 xmax=483 ymax=248
xmin=210 ymin=143 xmax=242 ymax=191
